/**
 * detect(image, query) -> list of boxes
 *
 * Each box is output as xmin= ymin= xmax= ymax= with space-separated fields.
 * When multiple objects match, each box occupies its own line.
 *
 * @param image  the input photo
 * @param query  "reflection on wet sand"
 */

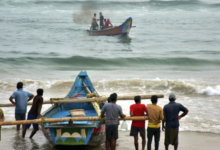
xmin=8 ymin=129 xmax=105 ymax=150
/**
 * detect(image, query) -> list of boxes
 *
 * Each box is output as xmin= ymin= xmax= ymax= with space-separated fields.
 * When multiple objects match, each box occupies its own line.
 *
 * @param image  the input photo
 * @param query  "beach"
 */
xmin=0 ymin=128 xmax=220 ymax=150
xmin=0 ymin=0 xmax=220 ymax=149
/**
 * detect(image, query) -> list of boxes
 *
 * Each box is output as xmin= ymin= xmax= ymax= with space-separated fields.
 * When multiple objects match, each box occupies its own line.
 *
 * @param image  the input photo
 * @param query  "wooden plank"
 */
xmin=0 ymin=116 xmax=149 ymax=126
xmin=0 ymin=94 xmax=164 ymax=107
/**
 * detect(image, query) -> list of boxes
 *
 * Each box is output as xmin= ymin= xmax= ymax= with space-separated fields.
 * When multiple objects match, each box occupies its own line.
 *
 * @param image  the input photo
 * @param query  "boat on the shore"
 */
xmin=41 ymin=71 xmax=105 ymax=147
xmin=87 ymin=17 xmax=132 ymax=36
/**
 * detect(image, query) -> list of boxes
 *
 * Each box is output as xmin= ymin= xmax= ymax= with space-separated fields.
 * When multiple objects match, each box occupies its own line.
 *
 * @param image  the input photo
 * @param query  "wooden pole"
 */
xmin=0 ymin=94 xmax=164 ymax=107
xmin=0 ymin=116 xmax=148 ymax=126
xmin=82 ymin=82 xmax=101 ymax=117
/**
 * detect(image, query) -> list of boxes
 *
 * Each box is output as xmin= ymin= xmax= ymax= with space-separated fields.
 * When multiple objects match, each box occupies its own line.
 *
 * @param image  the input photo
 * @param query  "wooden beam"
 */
xmin=0 ymin=116 xmax=148 ymax=126
xmin=0 ymin=94 xmax=164 ymax=107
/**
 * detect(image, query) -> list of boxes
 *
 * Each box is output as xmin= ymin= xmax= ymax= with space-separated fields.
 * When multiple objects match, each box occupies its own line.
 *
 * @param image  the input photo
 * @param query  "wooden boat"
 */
xmin=87 ymin=17 xmax=132 ymax=36
xmin=41 ymin=71 xmax=105 ymax=147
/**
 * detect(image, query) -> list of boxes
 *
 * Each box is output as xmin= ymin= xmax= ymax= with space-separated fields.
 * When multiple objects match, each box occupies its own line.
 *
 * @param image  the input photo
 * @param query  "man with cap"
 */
xmin=99 ymin=12 xmax=104 ymax=29
xmin=162 ymin=93 xmax=188 ymax=150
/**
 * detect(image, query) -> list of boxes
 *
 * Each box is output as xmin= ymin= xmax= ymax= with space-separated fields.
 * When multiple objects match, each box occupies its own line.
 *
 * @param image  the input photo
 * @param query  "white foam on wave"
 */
xmin=196 ymin=85 xmax=220 ymax=96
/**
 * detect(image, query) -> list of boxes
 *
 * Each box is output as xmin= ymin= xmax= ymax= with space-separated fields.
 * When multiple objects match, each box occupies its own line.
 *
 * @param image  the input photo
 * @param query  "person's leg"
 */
xmin=30 ymin=122 xmax=39 ymax=139
xmin=141 ymin=135 xmax=146 ymax=150
xmin=110 ymin=138 xmax=116 ymax=150
xmin=164 ymin=127 xmax=170 ymax=150
xmin=139 ymin=128 xmax=146 ymax=150
xmin=105 ymin=125 xmax=111 ymax=150
xmin=29 ymin=130 xmax=37 ymax=139
xmin=154 ymin=128 xmax=160 ymax=150
xmin=130 ymin=126 xmax=139 ymax=150
xmin=106 ymin=138 xmax=111 ymax=150
xmin=111 ymin=124 xmax=119 ymax=150
xmin=165 ymin=144 xmax=169 ymax=150
xmin=22 ymin=127 xmax=27 ymax=138
xmin=15 ymin=114 xmax=21 ymax=131
xmin=174 ymin=142 xmax=178 ymax=150
xmin=16 ymin=125 xmax=20 ymax=131
xmin=147 ymin=127 xmax=153 ymax=150
xmin=21 ymin=114 xmax=26 ymax=130
xmin=173 ymin=128 xmax=179 ymax=150
xmin=134 ymin=136 xmax=138 ymax=150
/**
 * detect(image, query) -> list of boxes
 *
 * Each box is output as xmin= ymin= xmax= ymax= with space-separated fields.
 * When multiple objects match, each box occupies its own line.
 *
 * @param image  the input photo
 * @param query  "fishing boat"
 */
xmin=41 ymin=71 xmax=105 ymax=147
xmin=87 ymin=17 xmax=132 ymax=36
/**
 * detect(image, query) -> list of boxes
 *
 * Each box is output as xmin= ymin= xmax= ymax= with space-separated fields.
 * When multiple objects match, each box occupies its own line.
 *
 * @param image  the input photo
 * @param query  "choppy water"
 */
xmin=0 ymin=0 xmax=220 ymax=134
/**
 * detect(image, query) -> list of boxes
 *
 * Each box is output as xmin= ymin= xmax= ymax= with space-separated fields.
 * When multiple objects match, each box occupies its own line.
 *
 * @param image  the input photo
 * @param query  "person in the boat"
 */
xmin=90 ymin=18 xmax=99 ymax=30
xmin=92 ymin=13 xmax=97 ymax=21
xmin=104 ymin=19 xmax=113 ymax=28
xmin=99 ymin=12 xmax=105 ymax=29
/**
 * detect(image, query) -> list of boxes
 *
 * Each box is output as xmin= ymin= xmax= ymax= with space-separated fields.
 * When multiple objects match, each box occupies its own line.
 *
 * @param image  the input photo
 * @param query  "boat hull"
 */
xmin=87 ymin=17 xmax=132 ymax=36
xmin=41 ymin=71 xmax=106 ymax=147
xmin=41 ymin=124 xmax=105 ymax=147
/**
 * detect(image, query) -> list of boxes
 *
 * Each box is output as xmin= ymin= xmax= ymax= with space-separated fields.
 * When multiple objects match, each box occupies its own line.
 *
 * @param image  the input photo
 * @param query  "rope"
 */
xmin=41 ymin=117 xmax=46 ymax=125
xmin=50 ymin=99 xmax=54 ymax=104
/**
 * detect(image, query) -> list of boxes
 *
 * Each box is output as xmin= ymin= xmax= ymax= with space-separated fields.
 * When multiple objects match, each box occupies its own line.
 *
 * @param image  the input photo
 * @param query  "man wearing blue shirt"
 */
xmin=9 ymin=82 xmax=34 ymax=131
xmin=162 ymin=93 xmax=188 ymax=150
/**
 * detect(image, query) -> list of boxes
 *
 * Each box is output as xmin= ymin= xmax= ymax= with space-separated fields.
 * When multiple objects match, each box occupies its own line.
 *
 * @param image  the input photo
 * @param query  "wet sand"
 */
xmin=0 ymin=128 xmax=219 ymax=150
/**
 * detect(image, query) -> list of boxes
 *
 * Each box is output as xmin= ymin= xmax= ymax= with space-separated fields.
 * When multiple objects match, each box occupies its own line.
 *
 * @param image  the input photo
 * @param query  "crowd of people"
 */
xmin=0 ymin=82 xmax=189 ymax=150
xmin=101 ymin=93 xmax=188 ymax=150
xmin=90 ymin=12 xmax=113 ymax=30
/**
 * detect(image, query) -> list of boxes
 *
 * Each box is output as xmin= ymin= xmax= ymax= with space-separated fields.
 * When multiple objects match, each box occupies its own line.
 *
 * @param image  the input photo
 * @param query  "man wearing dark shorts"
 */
xmin=101 ymin=93 xmax=126 ymax=150
xmin=22 ymin=89 xmax=44 ymax=138
xmin=162 ymin=93 xmax=188 ymax=150
xmin=9 ymin=82 xmax=34 ymax=131
xmin=130 ymin=96 xmax=148 ymax=150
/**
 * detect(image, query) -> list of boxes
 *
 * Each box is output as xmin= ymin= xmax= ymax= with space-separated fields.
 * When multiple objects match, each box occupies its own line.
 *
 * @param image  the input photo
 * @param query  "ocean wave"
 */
xmin=196 ymin=85 xmax=220 ymax=96
xmin=1 ymin=0 xmax=220 ymax=8
xmin=0 ymin=56 xmax=220 ymax=71
xmin=1 ymin=78 xmax=220 ymax=96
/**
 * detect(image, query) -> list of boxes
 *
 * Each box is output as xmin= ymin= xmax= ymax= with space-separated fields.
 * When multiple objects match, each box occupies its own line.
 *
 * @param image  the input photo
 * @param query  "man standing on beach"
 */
xmin=101 ymin=93 xmax=126 ymax=150
xmin=22 ymin=89 xmax=44 ymax=139
xmin=130 ymin=96 xmax=148 ymax=150
xmin=9 ymin=82 xmax=34 ymax=131
xmin=0 ymin=107 xmax=5 ymax=141
xmin=147 ymin=95 xmax=164 ymax=150
xmin=162 ymin=93 xmax=188 ymax=150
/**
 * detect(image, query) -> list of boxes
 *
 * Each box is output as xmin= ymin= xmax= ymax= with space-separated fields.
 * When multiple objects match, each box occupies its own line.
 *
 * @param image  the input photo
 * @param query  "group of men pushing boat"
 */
xmin=90 ymin=12 xmax=113 ymax=30
xmin=0 ymin=82 xmax=189 ymax=150
xmin=101 ymin=93 xmax=188 ymax=150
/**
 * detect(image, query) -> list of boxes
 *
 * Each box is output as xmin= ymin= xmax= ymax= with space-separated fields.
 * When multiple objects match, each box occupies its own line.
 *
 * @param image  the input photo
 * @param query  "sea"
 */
xmin=0 ymin=0 xmax=220 ymax=145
